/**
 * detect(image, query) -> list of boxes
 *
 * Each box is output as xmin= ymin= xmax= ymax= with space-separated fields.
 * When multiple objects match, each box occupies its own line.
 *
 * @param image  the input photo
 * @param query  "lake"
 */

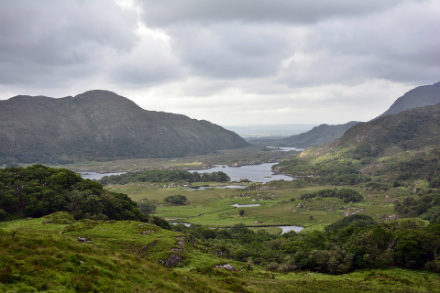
xmin=189 ymin=162 xmax=293 ymax=183
xmin=77 ymin=171 xmax=126 ymax=180
xmin=267 ymin=146 xmax=304 ymax=152
xmin=186 ymin=185 xmax=248 ymax=191
xmin=231 ymin=203 xmax=261 ymax=208
xmin=170 ymin=222 xmax=304 ymax=234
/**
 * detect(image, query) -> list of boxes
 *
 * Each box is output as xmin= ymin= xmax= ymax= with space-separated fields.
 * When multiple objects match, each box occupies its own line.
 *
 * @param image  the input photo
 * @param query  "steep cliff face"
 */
xmin=0 ymin=90 xmax=249 ymax=164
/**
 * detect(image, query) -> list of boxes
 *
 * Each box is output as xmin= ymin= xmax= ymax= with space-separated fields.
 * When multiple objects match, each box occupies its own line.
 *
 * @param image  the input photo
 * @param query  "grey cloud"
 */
xmin=108 ymin=57 xmax=183 ymax=86
xmin=168 ymin=22 xmax=293 ymax=79
xmin=138 ymin=0 xmax=409 ymax=26
xmin=0 ymin=0 xmax=137 ymax=86
xmin=278 ymin=0 xmax=440 ymax=87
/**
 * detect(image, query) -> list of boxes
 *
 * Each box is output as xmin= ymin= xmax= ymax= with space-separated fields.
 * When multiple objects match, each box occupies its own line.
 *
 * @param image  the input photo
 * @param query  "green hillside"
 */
xmin=0 ymin=90 xmax=248 ymax=164
xmin=275 ymin=103 xmax=440 ymax=186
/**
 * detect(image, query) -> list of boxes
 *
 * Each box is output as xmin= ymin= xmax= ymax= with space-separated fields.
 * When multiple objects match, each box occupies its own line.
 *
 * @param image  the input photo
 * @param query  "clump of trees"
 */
xmin=137 ymin=198 xmax=156 ymax=214
xmin=395 ymin=193 xmax=440 ymax=223
xmin=300 ymin=188 xmax=363 ymax=203
xmin=100 ymin=169 xmax=230 ymax=185
xmin=164 ymin=195 xmax=188 ymax=206
xmin=0 ymin=165 xmax=144 ymax=221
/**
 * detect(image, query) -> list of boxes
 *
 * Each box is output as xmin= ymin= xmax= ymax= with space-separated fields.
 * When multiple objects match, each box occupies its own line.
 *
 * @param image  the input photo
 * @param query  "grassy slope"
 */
xmin=1 ymin=215 xmax=440 ymax=293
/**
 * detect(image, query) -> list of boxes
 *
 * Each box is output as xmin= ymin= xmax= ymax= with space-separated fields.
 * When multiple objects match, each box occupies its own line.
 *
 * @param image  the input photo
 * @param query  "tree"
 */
xmin=138 ymin=198 xmax=156 ymax=214
xmin=164 ymin=195 xmax=188 ymax=205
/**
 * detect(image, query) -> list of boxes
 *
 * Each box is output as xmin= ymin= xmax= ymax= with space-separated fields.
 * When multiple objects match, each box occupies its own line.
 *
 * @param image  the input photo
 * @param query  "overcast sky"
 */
xmin=1 ymin=0 xmax=439 ymax=127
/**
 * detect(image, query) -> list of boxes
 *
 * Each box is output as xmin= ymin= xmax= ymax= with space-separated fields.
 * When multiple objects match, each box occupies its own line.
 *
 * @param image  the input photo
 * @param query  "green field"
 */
xmin=106 ymin=179 xmax=410 ymax=232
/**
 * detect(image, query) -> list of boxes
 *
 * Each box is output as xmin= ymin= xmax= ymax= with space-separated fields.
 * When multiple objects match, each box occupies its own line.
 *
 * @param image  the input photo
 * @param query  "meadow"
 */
xmin=106 ymin=179 xmax=407 ymax=232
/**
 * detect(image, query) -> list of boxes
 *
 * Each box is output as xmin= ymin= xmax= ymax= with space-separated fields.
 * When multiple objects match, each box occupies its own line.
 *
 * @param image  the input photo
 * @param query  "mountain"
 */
xmin=226 ymin=124 xmax=315 ymax=138
xmin=338 ymin=104 xmax=440 ymax=154
xmin=0 ymin=90 xmax=248 ymax=164
xmin=380 ymin=81 xmax=440 ymax=117
xmin=277 ymin=121 xmax=359 ymax=148
xmin=275 ymin=81 xmax=440 ymax=149
xmin=275 ymin=103 xmax=440 ymax=186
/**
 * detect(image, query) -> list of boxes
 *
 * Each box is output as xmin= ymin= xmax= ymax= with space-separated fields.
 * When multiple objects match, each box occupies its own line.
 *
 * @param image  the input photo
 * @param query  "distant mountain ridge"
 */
xmin=277 ymin=81 xmax=440 ymax=148
xmin=0 ymin=90 xmax=248 ymax=164
xmin=275 ymin=103 xmax=440 ymax=185
xmin=335 ymin=103 xmax=440 ymax=154
xmin=379 ymin=81 xmax=440 ymax=117
xmin=278 ymin=121 xmax=359 ymax=148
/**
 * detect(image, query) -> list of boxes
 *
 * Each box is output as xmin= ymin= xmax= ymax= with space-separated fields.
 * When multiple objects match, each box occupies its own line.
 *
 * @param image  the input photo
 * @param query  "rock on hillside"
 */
xmin=0 ymin=90 xmax=248 ymax=164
